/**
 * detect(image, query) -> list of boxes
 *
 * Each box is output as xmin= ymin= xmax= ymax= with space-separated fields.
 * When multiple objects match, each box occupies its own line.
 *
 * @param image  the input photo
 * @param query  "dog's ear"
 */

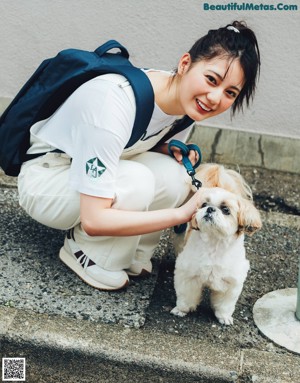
xmin=191 ymin=212 xmax=199 ymax=230
xmin=195 ymin=164 xmax=221 ymax=188
xmin=237 ymin=198 xmax=262 ymax=236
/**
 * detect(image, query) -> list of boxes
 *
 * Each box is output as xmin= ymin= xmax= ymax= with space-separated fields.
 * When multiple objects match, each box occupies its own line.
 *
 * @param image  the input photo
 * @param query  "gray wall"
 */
xmin=0 ymin=0 xmax=299 ymax=138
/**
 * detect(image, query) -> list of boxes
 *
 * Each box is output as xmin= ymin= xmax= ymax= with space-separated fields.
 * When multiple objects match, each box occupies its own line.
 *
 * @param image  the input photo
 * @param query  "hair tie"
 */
xmin=227 ymin=25 xmax=240 ymax=33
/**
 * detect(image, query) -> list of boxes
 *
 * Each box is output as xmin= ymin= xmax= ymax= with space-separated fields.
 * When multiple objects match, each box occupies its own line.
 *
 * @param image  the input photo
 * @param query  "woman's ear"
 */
xmin=178 ymin=53 xmax=192 ymax=75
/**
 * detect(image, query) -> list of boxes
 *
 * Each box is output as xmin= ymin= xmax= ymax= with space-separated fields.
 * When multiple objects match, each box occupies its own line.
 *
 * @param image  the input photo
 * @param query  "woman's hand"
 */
xmin=168 ymin=142 xmax=200 ymax=167
xmin=177 ymin=189 xmax=205 ymax=222
xmin=151 ymin=142 xmax=199 ymax=167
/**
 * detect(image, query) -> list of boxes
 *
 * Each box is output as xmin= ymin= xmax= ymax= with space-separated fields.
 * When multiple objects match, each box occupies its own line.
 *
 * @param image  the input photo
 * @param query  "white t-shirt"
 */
xmin=28 ymin=72 xmax=192 ymax=198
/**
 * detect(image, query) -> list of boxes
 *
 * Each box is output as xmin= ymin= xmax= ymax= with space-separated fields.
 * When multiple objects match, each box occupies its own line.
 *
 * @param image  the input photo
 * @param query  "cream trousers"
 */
xmin=18 ymin=151 xmax=191 ymax=270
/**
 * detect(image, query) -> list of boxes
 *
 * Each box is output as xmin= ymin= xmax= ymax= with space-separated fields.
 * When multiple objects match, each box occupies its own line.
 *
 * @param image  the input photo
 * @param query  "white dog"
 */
xmin=171 ymin=166 xmax=262 ymax=325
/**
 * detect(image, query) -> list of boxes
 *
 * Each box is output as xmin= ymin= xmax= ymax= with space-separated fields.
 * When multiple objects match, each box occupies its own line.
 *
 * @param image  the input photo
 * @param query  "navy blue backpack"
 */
xmin=0 ymin=40 xmax=193 ymax=176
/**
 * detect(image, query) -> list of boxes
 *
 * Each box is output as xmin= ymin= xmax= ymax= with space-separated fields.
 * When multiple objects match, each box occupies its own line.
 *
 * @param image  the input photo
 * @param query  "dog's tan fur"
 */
xmin=193 ymin=163 xmax=253 ymax=200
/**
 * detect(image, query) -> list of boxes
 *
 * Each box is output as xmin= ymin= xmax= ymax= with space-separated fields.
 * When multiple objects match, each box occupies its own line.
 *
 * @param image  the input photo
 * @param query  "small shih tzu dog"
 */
xmin=171 ymin=164 xmax=262 ymax=325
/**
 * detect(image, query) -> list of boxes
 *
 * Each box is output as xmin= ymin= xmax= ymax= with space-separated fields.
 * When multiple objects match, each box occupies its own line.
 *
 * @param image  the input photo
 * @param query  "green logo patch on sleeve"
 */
xmin=86 ymin=157 xmax=106 ymax=179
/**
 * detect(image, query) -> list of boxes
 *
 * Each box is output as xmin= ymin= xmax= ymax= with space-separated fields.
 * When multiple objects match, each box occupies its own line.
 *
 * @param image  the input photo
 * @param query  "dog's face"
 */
xmin=191 ymin=187 xmax=262 ymax=237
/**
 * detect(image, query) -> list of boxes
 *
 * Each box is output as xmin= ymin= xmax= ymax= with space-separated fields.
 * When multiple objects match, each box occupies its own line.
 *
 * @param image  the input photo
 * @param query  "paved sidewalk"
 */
xmin=0 ymin=168 xmax=299 ymax=383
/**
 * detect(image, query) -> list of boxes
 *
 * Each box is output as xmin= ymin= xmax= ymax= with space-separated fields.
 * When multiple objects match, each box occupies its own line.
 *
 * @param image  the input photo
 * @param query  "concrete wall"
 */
xmin=0 ymin=0 xmax=299 ymax=139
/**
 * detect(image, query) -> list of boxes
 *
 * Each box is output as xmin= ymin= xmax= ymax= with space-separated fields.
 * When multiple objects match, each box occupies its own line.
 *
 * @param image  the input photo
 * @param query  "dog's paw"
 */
xmin=216 ymin=315 xmax=234 ymax=325
xmin=170 ymin=306 xmax=187 ymax=317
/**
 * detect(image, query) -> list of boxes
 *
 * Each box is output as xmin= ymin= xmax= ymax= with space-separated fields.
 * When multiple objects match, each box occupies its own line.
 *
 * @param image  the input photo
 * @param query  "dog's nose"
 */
xmin=206 ymin=206 xmax=215 ymax=214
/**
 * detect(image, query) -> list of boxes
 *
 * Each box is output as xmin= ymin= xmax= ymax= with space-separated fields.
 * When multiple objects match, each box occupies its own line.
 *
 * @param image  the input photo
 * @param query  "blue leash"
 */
xmin=168 ymin=139 xmax=202 ymax=233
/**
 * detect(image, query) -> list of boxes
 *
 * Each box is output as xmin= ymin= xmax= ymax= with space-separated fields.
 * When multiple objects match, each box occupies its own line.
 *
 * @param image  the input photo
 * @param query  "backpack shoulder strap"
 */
xmin=157 ymin=115 xmax=195 ymax=145
xmin=119 ymin=67 xmax=154 ymax=147
xmin=95 ymin=41 xmax=155 ymax=147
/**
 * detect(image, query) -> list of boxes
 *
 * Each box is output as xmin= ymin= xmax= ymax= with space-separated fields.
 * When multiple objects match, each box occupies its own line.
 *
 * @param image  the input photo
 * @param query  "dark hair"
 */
xmin=185 ymin=21 xmax=261 ymax=115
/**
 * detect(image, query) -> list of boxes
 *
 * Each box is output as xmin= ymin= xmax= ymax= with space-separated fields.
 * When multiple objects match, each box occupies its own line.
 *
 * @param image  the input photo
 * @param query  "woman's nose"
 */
xmin=207 ymin=89 xmax=222 ymax=105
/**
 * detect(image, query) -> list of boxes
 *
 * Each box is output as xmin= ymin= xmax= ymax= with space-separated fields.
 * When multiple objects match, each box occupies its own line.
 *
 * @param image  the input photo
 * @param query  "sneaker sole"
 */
xmin=59 ymin=247 xmax=129 ymax=291
xmin=126 ymin=268 xmax=151 ymax=277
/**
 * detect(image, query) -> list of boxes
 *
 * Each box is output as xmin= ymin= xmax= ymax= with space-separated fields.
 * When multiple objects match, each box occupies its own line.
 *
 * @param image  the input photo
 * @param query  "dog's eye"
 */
xmin=201 ymin=202 xmax=207 ymax=208
xmin=221 ymin=205 xmax=230 ymax=215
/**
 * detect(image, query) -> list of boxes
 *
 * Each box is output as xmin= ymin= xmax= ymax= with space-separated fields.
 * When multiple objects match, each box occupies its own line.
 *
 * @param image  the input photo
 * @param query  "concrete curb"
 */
xmin=1 ymin=305 xmax=299 ymax=383
xmin=189 ymin=124 xmax=300 ymax=174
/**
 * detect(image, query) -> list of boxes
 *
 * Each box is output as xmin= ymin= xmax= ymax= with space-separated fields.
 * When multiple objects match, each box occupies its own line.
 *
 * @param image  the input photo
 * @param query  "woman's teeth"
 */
xmin=197 ymin=99 xmax=211 ymax=112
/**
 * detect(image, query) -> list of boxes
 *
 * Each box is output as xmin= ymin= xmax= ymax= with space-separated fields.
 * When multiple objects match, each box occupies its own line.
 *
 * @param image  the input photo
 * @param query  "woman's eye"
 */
xmin=227 ymin=90 xmax=238 ymax=98
xmin=221 ymin=206 xmax=230 ymax=215
xmin=206 ymin=75 xmax=217 ymax=85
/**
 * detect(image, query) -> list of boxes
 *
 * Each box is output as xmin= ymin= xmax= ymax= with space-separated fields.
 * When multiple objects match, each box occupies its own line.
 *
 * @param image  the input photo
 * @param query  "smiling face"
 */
xmin=177 ymin=54 xmax=245 ymax=121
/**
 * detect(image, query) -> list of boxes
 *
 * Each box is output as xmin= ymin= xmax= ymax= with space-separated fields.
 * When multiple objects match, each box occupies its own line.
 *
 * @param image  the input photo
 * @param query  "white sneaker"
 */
xmin=126 ymin=259 xmax=152 ymax=277
xmin=59 ymin=230 xmax=129 ymax=290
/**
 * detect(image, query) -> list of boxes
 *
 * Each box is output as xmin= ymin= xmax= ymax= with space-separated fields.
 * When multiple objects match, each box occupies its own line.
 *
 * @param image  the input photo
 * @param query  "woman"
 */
xmin=18 ymin=21 xmax=260 ymax=290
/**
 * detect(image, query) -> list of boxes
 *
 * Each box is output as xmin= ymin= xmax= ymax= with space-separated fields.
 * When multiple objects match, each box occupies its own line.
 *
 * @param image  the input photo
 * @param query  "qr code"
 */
xmin=2 ymin=358 xmax=26 ymax=381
